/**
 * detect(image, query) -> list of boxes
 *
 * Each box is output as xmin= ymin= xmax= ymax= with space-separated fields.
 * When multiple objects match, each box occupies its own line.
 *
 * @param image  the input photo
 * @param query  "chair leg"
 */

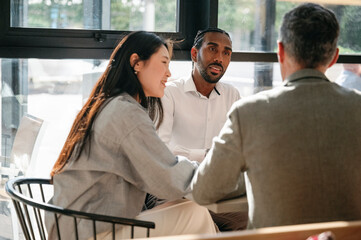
xmin=9 ymin=201 xmax=20 ymax=240
xmin=12 ymin=200 xmax=30 ymax=240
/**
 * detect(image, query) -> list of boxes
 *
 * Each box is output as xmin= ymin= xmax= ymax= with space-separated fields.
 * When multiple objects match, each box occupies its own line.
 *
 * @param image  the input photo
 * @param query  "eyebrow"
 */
xmin=162 ymin=55 xmax=170 ymax=60
xmin=207 ymin=41 xmax=233 ymax=52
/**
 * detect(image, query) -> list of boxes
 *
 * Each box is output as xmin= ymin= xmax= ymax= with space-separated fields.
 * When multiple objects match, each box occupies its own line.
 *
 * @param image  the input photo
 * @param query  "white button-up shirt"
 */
xmin=158 ymin=76 xmax=240 ymax=162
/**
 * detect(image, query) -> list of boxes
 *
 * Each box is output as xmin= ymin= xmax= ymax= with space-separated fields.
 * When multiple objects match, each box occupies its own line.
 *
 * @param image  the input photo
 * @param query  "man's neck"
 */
xmin=192 ymin=71 xmax=216 ymax=98
xmin=283 ymin=66 xmax=328 ymax=81
xmin=281 ymin=54 xmax=328 ymax=81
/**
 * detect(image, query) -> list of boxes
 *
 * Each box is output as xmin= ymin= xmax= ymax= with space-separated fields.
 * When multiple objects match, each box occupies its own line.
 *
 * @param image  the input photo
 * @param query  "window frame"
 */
xmin=0 ymin=0 xmax=212 ymax=59
xmin=0 ymin=0 xmax=360 ymax=63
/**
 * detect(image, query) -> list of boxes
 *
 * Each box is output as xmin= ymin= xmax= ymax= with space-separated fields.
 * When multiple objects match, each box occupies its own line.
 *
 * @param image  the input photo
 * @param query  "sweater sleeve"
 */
xmin=116 ymin=119 xmax=198 ymax=200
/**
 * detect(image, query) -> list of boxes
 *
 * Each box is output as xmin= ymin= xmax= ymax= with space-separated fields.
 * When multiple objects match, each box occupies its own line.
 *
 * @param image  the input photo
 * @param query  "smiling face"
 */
xmin=135 ymin=45 xmax=171 ymax=98
xmin=192 ymin=32 xmax=232 ymax=84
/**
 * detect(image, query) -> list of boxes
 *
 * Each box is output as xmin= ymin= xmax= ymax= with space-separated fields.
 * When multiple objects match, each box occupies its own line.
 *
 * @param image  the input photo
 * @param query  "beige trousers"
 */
xmin=96 ymin=199 xmax=217 ymax=239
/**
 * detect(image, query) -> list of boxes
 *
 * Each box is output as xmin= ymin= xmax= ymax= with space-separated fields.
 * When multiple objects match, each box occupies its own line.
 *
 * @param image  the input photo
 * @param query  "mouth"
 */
xmin=161 ymin=80 xmax=167 ymax=87
xmin=208 ymin=64 xmax=223 ymax=75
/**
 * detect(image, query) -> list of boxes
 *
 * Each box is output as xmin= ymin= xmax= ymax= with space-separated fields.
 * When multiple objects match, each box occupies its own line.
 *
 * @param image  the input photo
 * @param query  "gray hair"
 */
xmin=279 ymin=3 xmax=339 ymax=68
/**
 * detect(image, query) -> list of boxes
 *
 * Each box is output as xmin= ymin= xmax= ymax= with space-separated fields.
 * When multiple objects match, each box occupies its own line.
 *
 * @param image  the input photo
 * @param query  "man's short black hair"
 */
xmin=193 ymin=27 xmax=231 ymax=49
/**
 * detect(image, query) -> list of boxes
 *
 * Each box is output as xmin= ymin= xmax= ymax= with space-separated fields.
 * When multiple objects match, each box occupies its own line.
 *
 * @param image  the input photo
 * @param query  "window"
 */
xmin=218 ymin=0 xmax=361 ymax=54
xmin=11 ymin=0 xmax=177 ymax=32
xmin=1 ymin=0 xmax=360 ymax=170
xmin=0 ymin=58 xmax=192 ymax=175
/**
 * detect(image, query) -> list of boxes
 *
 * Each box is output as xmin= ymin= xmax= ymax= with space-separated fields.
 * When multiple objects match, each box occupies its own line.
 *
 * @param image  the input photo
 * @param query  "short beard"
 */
xmin=199 ymin=67 xmax=224 ymax=84
xmin=196 ymin=63 xmax=224 ymax=84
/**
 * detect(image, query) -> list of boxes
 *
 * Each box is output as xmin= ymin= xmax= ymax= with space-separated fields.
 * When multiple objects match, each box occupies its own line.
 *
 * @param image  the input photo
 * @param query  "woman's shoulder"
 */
xmin=110 ymin=93 xmax=148 ymax=118
xmin=94 ymin=93 xmax=153 ymax=134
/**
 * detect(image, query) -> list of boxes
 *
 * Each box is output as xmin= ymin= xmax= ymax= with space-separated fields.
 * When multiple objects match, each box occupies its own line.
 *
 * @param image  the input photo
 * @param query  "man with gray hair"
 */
xmin=191 ymin=3 xmax=361 ymax=229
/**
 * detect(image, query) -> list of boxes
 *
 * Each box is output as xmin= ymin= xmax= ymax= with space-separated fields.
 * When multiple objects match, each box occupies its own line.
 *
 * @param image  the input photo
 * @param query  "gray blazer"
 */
xmin=192 ymin=69 xmax=361 ymax=229
xmin=46 ymin=93 xmax=198 ymax=239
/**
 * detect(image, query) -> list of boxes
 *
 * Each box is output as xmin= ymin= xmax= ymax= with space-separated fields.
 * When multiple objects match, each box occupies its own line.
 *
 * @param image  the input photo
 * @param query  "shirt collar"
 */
xmin=284 ymin=69 xmax=330 ymax=86
xmin=184 ymin=75 xmax=198 ymax=93
xmin=184 ymin=75 xmax=222 ymax=98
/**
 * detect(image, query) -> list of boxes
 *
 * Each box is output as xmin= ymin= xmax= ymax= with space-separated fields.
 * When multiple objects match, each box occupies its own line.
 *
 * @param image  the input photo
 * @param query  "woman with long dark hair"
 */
xmin=45 ymin=31 xmax=216 ymax=239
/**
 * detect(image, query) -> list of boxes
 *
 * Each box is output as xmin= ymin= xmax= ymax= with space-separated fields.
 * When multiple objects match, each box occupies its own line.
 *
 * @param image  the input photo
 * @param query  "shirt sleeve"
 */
xmin=157 ymin=89 xmax=174 ymax=146
xmin=158 ymin=88 xmax=209 ymax=162
xmin=234 ymin=86 xmax=241 ymax=101
xmin=191 ymin=105 xmax=246 ymax=204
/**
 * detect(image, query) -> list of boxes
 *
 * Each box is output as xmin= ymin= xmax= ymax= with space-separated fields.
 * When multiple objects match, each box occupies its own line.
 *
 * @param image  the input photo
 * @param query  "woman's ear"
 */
xmin=130 ymin=53 xmax=142 ymax=72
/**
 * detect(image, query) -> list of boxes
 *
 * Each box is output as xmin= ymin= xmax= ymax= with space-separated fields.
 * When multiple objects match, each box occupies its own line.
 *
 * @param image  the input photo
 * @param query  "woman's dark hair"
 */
xmin=51 ymin=31 xmax=172 ymax=177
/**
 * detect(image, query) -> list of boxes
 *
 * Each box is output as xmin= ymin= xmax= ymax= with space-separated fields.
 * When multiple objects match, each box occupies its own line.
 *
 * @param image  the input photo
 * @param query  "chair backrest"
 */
xmin=6 ymin=177 xmax=155 ymax=240
xmin=11 ymin=114 xmax=44 ymax=176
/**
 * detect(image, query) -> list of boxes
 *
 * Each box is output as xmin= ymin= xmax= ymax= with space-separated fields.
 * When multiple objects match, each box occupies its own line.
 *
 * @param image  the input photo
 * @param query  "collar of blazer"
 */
xmin=284 ymin=68 xmax=330 ymax=86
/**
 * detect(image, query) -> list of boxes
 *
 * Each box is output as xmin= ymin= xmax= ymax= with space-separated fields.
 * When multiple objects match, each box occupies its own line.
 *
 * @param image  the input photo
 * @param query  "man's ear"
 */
xmin=327 ymin=48 xmax=339 ymax=69
xmin=190 ymin=47 xmax=198 ymax=62
xmin=277 ymin=41 xmax=285 ymax=64
xmin=130 ymin=53 xmax=142 ymax=72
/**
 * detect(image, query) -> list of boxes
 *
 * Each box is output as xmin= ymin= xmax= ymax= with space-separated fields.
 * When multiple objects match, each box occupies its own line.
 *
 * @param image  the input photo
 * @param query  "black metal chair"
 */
xmin=6 ymin=177 xmax=155 ymax=240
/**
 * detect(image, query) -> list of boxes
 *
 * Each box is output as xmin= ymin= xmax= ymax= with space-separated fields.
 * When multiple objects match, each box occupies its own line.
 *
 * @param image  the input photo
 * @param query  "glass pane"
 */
xmin=169 ymin=61 xmax=361 ymax=97
xmin=0 ymin=58 xmax=106 ymax=177
xmin=329 ymin=63 xmax=361 ymax=91
xmin=218 ymin=0 xmax=361 ymax=54
xmin=169 ymin=61 xmax=283 ymax=96
xmin=0 ymin=58 xmax=109 ymax=239
xmin=223 ymin=62 xmax=282 ymax=96
xmin=1 ymin=59 xmax=358 ymax=172
xmin=11 ymin=0 xmax=177 ymax=32
xmin=0 ymin=59 xmax=196 ymax=178
xmin=0 ymin=58 xmax=359 ymax=202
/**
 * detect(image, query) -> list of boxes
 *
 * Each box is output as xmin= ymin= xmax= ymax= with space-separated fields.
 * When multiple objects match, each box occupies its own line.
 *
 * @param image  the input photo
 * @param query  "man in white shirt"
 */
xmin=157 ymin=28 xmax=246 ymax=231
xmin=158 ymin=28 xmax=241 ymax=162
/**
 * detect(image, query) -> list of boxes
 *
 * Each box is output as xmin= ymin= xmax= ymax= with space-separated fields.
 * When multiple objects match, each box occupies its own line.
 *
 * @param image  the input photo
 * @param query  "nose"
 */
xmin=213 ymin=52 xmax=223 ymax=64
xmin=166 ymin=67 xmax=171 ymax=78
